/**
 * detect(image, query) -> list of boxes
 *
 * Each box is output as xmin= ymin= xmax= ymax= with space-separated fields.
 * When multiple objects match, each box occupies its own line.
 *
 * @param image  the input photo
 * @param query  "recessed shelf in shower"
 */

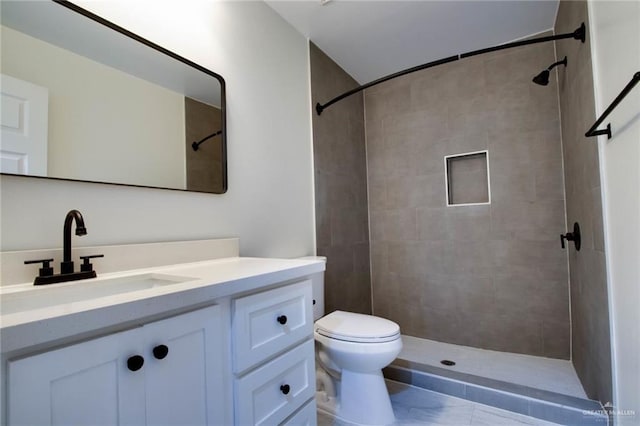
xmin=444 ymin=150 xmax=491 ymax=206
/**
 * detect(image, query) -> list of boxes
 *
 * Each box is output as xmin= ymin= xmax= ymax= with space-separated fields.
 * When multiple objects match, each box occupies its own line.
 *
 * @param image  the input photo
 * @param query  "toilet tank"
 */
xmin=298 ymin=256 xmax=326 ymax=321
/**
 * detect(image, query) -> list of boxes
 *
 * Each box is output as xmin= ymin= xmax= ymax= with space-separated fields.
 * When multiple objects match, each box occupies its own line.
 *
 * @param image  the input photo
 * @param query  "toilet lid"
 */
xmin=315 ymin=311 xmax=400 ymax=343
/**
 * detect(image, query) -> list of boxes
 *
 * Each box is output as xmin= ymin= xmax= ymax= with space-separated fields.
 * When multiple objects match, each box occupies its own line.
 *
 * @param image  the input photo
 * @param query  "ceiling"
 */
xmin=265 ymin=0 xmax=560 ymax=84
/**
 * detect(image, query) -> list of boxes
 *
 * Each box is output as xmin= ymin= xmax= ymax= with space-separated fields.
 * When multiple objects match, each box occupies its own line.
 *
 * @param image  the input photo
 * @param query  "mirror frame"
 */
xmin=1 ymin=0 xmax=228 ymax=194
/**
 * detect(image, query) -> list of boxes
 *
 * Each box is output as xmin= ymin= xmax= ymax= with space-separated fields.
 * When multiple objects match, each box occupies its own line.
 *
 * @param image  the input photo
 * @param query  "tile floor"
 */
xmin=399 ymin=336 xmax=586 ymax=398
xmin=317 ymin=380 xmax=563 ymax=426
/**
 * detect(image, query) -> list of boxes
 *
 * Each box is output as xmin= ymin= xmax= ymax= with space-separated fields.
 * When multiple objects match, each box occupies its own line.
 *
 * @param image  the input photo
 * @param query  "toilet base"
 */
xmin=316 ymin=391 xmax=338 ymax=417
xmin=317 ymin=369 xmax=395 ymax=425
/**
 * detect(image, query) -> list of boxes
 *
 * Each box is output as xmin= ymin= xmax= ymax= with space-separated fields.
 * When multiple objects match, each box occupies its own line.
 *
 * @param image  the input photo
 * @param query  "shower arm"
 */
xmin=192 ymin=130 xmax=222 ymax=151
xmin=315 ymin=23 xmax=586 ymax=115
xmin=547 ymin=57 xmax=568 ymax=71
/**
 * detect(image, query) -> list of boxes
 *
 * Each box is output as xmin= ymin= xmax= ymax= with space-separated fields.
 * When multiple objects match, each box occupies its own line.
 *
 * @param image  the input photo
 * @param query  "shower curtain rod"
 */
xmin=585 ymin=71 xmax=640 ymax=139
xmin=315 ymin=23 xmax=586 ymax=115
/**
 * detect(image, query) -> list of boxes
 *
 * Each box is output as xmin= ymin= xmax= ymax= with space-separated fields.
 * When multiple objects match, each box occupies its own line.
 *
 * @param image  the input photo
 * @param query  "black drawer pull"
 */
xmin=277 ymin=315 xmax=288 ymax=325
xmin=153 ymin=344 xmax=169 ymax=360
xmin=280 ymin=384 xmax=290 ymax=395
xmin=127 ymin=355 xmax=144 ymax=372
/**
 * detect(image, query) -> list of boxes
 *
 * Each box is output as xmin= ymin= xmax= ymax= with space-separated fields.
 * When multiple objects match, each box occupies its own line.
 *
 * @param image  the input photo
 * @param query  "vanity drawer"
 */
xmin=234 ymin=339 xmax=315 ymax=426
xmin=281 ymin=398 xmax=317 ymax=426
xmin=232 ymin=280 xmax=312 ymax=373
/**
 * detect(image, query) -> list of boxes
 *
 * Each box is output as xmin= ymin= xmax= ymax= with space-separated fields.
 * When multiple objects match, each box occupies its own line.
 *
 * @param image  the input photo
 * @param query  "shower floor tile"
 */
xmin=317 ymin=380 xmax=563 ymax=426
xmin=399 ymin=335 xmax=586 ymax=398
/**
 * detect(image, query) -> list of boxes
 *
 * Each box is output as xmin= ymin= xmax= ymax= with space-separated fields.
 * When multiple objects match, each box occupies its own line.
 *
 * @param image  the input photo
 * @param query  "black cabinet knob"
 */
xmin=280 ymin=384 xmax=290 ymax=395
xmin=153 ymin=344 xmax=169 ymax=360
xmin=127 ymin=355 xmax=144 ymax=372
xmin=277 ymin=315 xmax=288 ymax=325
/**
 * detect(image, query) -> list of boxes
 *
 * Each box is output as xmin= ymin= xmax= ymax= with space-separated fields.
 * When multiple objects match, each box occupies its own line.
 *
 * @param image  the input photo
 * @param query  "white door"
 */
xmin=8 ymin=327 xmax=146 ymax=426
xmin=0 ymin=74 xmax=48 ymax=175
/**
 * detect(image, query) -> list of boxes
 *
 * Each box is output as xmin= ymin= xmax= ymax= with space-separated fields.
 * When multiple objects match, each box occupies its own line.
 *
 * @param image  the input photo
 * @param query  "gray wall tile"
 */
xmin=555 ymin=0 xmax=612 ymax=403
xmin=310 ymin=42 xmax=371 ymax=315
xmin=365 ymin=33 xmax=569 ymax=357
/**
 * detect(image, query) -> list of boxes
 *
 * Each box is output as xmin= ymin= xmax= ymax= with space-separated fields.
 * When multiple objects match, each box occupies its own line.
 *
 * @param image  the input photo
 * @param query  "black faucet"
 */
xmin=61 ymin=209 xmax=87 ymax=274
xmin=24 ymin=209 xmax=103 ymax=285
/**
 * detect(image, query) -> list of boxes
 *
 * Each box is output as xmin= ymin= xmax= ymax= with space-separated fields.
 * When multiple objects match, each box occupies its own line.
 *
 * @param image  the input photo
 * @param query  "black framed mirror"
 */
xmin=0 ymin=0 xmax=227 ymax=193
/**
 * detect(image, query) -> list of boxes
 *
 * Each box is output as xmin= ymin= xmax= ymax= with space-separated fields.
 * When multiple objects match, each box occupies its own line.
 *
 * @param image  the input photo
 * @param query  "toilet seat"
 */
xmin=315 ymin=310 xmax=400 ymax=343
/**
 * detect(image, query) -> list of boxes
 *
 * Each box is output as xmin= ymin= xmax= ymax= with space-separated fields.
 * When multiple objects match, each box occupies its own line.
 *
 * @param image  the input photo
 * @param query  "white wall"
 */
xmin=588 ymin=1 xmax=640 ymax=423
xmin=1 ymin=25 xmax=186 ymax=189
xmin=0 ymin=1 xmax=315 ymax=258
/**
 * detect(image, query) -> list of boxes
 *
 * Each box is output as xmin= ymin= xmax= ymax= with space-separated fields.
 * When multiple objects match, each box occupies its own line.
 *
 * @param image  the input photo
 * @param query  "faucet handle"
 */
xmin=79 ymin=254 xmax=104 ymax=272
xmin=24 ymin=258 xmax=55 ymax=277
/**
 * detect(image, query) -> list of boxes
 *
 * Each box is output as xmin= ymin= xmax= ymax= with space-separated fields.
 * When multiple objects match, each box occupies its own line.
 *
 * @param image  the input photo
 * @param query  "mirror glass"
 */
xmin=0 ymin=0 xmax=227 ymax=193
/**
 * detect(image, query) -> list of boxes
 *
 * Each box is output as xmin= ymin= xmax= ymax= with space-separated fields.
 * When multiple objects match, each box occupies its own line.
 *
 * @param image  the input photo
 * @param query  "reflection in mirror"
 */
xmin=185 ymin=98 xmax=224 ymax=193
xmin=0 ymin=0 xmax=227 ymax=193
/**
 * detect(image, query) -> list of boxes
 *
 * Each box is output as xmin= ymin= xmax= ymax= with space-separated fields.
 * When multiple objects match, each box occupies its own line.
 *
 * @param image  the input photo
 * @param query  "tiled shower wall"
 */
xmin=555 ymin=1 xmax=612 ymax=402
xmin=365 ymin=36 xmax=570 ymax=357
xmin=309 ymin=42 xmax=372 ymax=315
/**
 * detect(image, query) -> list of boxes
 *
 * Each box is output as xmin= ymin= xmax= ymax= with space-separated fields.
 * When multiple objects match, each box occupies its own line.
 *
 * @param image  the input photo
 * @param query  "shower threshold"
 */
xmin=383 ymin=335 xmax=609 ymax=425
xmin=397 ymin=335 xmax=585 ymax=397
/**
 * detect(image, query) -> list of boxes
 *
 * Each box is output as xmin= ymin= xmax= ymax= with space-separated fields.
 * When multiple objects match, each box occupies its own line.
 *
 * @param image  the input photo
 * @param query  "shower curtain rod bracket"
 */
xmin=574 ymin=22 xmax=586 ymax=43
xmin=587 ymin=124 xmax=612 ymax=139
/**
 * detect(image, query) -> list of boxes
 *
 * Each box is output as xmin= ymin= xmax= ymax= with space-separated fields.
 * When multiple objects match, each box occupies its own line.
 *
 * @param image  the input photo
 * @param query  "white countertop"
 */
xmin=0 ymin=257 xmax=324 ymax=355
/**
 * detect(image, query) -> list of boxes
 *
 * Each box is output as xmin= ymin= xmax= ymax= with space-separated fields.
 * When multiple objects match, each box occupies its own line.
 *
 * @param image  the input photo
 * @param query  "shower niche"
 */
xmin=444 ymin=150 xmax=490 ymax=206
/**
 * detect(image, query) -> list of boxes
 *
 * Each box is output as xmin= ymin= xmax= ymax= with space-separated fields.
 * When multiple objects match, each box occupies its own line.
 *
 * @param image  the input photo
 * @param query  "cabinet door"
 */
xmin=143 ymin=304 xmax=228 ymax=426
xmin=8 ymin=327 xmax=145 ymax=426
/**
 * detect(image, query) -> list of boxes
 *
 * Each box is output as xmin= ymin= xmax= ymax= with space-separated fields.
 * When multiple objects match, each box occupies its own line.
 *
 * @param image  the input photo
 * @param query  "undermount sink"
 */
xmin=0 ymin=273 xmax=195 ymax=315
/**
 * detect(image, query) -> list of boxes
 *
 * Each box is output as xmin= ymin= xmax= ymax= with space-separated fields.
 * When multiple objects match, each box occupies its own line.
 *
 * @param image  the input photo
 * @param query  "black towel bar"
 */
xmin=585 ymin=71 xmax=640 ymax=139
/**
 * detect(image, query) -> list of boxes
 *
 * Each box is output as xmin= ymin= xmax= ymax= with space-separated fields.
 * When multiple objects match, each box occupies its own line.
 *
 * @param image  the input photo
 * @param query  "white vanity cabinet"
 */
xmin=8 ymin=304 xmax=228 ymax=426
xmin=1 ymin=252 xmax=325 ymax=426
xmin=232 ymin=280 xmax=316 ymax=426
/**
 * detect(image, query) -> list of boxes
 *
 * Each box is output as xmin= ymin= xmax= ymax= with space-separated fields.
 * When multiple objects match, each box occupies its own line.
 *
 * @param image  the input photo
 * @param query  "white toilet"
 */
xmin=307 ymin=257 xmax=402 ymax=425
